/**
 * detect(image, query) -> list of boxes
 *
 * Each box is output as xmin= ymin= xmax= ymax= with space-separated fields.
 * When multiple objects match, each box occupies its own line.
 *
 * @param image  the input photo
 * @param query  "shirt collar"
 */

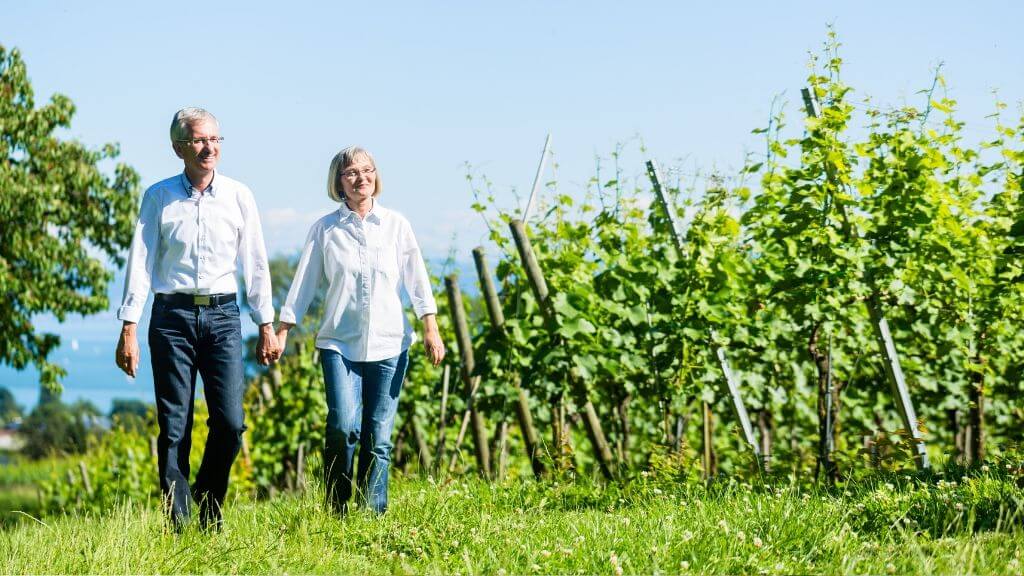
xmin=338 ymin=198 xmax=382 ymax=224
xmin=180 ymin=171 xmax=219 ymax=197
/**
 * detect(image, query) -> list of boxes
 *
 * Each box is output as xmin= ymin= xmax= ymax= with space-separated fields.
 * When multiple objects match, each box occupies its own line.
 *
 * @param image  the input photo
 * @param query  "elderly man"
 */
xmin=115 ymin=107 xmax=279 ymax=530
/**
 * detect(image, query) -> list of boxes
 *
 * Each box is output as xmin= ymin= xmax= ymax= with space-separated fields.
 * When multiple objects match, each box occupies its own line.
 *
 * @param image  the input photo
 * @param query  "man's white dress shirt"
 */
xmin=117 ymin=172 xmax=275 ymax=325
xmin=279 ymin=200 xmax=438 ymax=362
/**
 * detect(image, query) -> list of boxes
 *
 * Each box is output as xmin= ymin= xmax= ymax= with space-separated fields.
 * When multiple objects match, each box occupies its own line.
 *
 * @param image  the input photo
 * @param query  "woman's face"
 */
xmin=339 ymin=156 xmax=377 ymax=204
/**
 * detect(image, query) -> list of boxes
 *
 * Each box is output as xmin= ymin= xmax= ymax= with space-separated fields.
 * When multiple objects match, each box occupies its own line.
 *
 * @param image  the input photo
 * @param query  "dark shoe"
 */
xmin=167 ymin=513 xmax=189 ymax=534
xmin=328 ymin=497 xmax=348 ymax=518
xmin=198 ymin=499 xmax=223 ymax=532
xmin=194 ymin=490 xmax=223 ymax=533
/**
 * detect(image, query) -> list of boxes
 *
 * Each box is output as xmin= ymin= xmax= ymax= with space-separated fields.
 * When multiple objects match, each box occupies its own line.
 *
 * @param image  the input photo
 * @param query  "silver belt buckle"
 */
xmin=193 ymin=295 xmax=212 ymax=306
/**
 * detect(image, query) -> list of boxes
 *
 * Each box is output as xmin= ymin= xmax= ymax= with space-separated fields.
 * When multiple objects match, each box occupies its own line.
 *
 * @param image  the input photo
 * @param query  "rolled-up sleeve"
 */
xmin=399 ymin=219 xmax=437 ymax=319
xmin=117 ymin=188 xmax=160 ymax=323
xmin=279 ymin=222 xmax=324 ymax=325
xmin=238 ymin=186 xmax=275 ymax=325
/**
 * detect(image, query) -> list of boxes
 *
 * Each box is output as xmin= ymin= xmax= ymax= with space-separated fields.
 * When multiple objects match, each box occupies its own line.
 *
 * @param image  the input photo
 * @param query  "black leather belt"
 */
xmin=155 ymin=293 xmax=236 ymax=306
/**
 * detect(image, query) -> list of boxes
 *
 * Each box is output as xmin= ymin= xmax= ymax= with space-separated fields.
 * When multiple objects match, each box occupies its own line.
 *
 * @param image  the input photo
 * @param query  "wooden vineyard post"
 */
xmin=447 ymin=376 xmax=482 ymax=472
xmin=757 ymin=411 xmax=773 ymax=474
xmin=472 ymin=246 xmax=546 ymax=479
xmin=801 ymin=87 xmax=930 ymax=471
xmin=968 ymin=349 xmax=985 ymax=464
xmin=523 ymin=134 xmax=553 ymax=223
xmin=509 ymin=219 xmax=617 ymax=480
xmin=702 ymin=402 xmax=718 ymax=479
xmin=409 ymin=412 xmax=434 ymax=472
xmin=240 ymin=435 xmax=251 ymax=467
xmin=646 ymin=160 xmax=763 ymax=470
xmin=445 ymin=275 xmax=492 ymax=480
xmin=436 ymin=364 xmax=451 ymax=468
xmin=493 ymin=419 xmax=510 ymax=480
xmin=78 ymin=461 xmax=92 ymax=496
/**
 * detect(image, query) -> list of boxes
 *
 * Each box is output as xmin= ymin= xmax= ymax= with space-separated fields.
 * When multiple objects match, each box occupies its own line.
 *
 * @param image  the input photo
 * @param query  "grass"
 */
xmin=2 ymin=470 xmax=1023 ymax=574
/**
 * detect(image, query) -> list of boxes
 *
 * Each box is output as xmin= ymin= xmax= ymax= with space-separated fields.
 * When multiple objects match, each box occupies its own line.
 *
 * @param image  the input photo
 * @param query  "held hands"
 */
xmin=256 ymin=323 xmax=282 ymax=366
xmin=273 ymin=323 xmax=294 ymax=363
xmin=421 ymin=314 xmax=445 ymax=367
xmin=115 ymin=322 xmax=140 ymax=377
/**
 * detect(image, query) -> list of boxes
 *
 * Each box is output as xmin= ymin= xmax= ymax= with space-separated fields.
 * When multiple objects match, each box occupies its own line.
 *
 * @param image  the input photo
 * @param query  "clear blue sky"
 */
xmin=3 ymin=1 xmax=1022 ymax=412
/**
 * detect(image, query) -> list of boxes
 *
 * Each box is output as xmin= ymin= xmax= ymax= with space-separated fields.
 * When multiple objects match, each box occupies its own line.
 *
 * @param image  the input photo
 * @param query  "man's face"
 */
xmin=173 ymin=119 xmax=220 ymax=174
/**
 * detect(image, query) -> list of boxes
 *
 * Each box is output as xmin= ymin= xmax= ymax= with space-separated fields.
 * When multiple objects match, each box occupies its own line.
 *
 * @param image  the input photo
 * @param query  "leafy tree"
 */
xmin=109 ymin=398 xmax=150 ymax=420
xmin=0 ymin=386 xmax=22 ymax=427
xmin=0 ymin=45 xmax=141 ymax=392
xmin=20 ymin=397 xmax=102 ymax=459
xmin=108 ymin=398 xmax=152 ymax=432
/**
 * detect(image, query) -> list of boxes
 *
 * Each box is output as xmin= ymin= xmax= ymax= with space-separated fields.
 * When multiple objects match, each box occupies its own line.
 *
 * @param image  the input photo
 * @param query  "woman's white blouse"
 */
xmin=279 ymin=201 xmax=438 ymax=362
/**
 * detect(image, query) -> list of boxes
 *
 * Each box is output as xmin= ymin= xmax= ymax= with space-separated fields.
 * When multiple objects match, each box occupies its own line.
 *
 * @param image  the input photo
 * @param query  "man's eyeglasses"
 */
xmin=340 ymin=167 xmax=376 ymax=179
xmin=176 ymin=136 xmax=225 ymax=146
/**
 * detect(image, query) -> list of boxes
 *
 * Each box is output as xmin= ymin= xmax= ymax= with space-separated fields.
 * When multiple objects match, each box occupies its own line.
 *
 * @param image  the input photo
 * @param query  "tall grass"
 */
xmin=2 ymin=470 xmax=1023 ymax=574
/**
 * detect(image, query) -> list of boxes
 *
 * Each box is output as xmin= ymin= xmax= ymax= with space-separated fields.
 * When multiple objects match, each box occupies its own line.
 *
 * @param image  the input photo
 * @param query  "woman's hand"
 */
xmin=421 ymin=314 xmax=445 ymax=367
xmin=275 ymin=322 xmax=294 ymax=361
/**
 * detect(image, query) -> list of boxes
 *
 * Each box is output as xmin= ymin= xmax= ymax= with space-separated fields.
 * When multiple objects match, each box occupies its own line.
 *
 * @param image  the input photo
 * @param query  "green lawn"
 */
xmin=2 ymin=471 xmax=1023 ymax=574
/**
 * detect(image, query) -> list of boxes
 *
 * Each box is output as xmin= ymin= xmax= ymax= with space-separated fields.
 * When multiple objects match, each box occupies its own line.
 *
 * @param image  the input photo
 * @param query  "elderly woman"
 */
xmin=276 ymin=146 xmax=445 ymax=515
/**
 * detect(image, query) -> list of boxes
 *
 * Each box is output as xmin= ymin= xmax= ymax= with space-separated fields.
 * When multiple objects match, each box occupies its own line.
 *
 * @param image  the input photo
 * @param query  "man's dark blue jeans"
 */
xmin=148 ymin=294 xmax=245 ymax=528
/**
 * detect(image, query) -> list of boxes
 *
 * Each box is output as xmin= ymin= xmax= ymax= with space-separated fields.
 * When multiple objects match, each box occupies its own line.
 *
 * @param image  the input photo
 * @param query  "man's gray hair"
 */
xmin=327 ymin=146 xmax=382 ymax=202
xmin=169 ymin=108 xmax=219 ymax=142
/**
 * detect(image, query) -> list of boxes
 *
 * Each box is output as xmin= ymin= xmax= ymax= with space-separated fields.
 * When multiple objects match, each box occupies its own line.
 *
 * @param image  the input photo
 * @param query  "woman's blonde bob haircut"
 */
xmin=327 ymin=146 xmax=382 ymax=203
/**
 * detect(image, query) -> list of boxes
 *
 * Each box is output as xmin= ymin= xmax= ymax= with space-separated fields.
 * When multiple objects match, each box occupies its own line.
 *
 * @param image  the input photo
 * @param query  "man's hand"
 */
xmin=116 ymin=322 xmax=140 ymax=377
xmin=256 ymin=323 xmax=280 ymax=366
xmin=421 ymin=314 xmax=445 ymax=367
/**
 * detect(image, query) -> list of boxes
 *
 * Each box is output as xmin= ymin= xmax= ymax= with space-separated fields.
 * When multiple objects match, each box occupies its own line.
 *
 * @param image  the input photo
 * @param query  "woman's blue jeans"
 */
xmin=320 ymin=348 xmax=408 ymax=514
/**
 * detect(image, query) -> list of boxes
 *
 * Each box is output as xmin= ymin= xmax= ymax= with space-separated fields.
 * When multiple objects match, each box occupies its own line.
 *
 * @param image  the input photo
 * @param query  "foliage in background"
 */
xmin=0 ymin=44 xmax=140 ymax=393
xmin=18 ymin=397 xmax=101 ymax=460
xmin=247 ymin=336 xmax=326 ymax=495
xmin=37 ymin=401 xmax=253 ymax=515
xmin=0 ymin=386 xmax=22 ymax=427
